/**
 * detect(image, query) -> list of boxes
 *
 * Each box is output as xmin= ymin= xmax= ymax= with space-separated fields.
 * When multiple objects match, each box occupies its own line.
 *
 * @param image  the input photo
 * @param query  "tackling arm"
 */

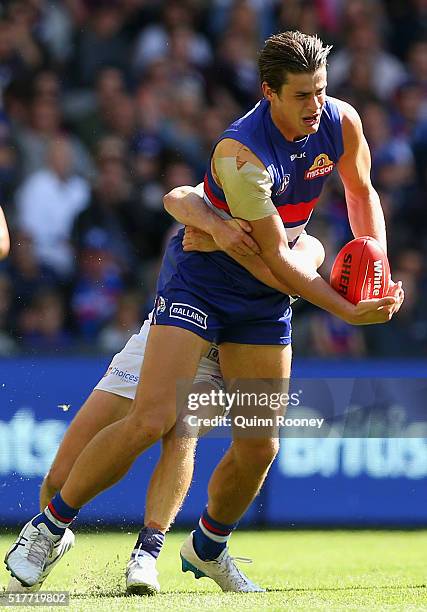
xmin=163 ymin=183 xmax=260 ymax=257
xmin=164 ymin=185 xmax=294 ymax=294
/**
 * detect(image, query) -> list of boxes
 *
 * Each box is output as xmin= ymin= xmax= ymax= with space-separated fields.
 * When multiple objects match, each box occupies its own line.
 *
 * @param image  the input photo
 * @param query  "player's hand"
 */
xmin=348 ymin=296 xmax=397 ymax=325
xmin=210 ymin=218 xmax=261 ymax=256
xmin=182 ymin=227 xmax=218 ymax=252
xmin=387 ymin=279 xmax=404 ymax=314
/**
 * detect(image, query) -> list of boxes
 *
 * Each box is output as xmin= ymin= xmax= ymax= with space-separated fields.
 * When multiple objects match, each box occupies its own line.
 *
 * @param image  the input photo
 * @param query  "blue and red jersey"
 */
xmin=204 ymin=97 xmax=344 ymax=244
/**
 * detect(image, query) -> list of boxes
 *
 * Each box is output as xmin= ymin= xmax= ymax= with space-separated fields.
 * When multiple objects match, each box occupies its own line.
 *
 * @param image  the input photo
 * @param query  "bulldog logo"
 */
xmin=304 ymin=153 xmax=334 ymax=180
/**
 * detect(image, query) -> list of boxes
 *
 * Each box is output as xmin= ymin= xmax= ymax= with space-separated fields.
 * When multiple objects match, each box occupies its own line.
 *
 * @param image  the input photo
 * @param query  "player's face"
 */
xmin=263 ymin=67 xmax=327 ymax=141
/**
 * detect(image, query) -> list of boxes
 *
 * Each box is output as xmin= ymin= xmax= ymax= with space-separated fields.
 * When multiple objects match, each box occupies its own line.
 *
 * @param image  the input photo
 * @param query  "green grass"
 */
xmin=1 ymin=531 xmax=426 ymax=611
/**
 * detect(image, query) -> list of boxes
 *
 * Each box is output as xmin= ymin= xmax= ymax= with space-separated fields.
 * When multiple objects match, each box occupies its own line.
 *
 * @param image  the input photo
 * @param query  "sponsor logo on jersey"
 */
xmin=304 ymin=153 xmax=334 ymax=180
xmin=111 ymin=367 xmax=139 ymax=383
xmin=156 ymin=295 xmax=167 ymax=314
xmin=170 ymin=303 xmax=208 ymax=329
xmin=276 ymin=174 xmax=290 ymax=196
xmin=290 ymin=152 xmax=306 ymax=161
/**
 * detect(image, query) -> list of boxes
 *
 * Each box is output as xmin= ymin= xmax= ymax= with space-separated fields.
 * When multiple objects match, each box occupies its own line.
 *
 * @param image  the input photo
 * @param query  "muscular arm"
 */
xmin=0 ymin=206 xmax=10 ymax=260
xmin=164 ymin=185 xmax=293 ymax=293
xmin=335 ymin=99 xmax=387 ymax=253
xmin=213 ymin=138 xmax=395 ymax=325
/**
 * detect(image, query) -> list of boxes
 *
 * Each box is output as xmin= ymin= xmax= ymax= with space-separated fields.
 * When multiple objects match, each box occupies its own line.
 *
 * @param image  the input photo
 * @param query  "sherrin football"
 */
xmin=330 ymin=236 xmax=390 ymax=304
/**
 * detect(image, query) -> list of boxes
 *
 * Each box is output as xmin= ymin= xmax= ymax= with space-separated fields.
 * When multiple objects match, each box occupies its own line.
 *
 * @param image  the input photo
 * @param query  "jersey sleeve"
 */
xmin=214 ymin=157 xmax=276 ymax=221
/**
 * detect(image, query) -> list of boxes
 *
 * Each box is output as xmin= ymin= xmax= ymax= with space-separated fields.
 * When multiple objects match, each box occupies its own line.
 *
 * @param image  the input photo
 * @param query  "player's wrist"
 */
xmin=204 ymin=213 xmax=224 ymax=241
xmin=324 ymin=292 xmax=356 ymax=324
xmin=340 ymin=303 xmax=359 ymax=325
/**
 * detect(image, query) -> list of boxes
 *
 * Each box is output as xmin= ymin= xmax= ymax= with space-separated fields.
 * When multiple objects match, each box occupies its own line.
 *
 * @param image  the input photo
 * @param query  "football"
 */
xmin=330 ymin=236 xmax=390 ymax=304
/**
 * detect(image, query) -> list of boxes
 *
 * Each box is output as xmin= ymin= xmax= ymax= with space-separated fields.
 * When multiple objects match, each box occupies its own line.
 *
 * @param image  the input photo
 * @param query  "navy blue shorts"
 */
xmin=152 ymin=232 xmax=292 ymax=346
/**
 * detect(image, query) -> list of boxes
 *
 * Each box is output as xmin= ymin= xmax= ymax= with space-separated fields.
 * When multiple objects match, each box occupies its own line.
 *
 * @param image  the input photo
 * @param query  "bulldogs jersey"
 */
xmin=204 ymin=97 xmax=344 ymax=245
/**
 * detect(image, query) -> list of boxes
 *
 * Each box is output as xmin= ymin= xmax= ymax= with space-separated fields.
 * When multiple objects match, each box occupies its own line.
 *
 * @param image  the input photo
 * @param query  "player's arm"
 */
xmin=335 ymin=100 xmax=387 ymax=253
xmin=336 ymin=100 xmax=404 ymax=311
xmin=0 ymin=206 xmax=10 ymax=260
xmin=183 ymin=227 xmax=325 ymax=293
xmin=164 ymin=184 xmax=294 ymax=293
xmin=214 ymin=138 xmax=396 ymax=325
xmin=163 ymin=183 xmax=260 ymax=257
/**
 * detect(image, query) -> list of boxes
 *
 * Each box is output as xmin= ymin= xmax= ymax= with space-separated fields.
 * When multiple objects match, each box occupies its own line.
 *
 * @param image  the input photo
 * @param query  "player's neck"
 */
xmin=270 ymin=106 xmax=305 ymax=142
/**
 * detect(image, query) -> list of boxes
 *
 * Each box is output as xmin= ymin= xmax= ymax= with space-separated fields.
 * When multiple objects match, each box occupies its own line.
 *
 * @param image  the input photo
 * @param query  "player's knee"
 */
xmin=124 ymin=413 xmax=169 ymax=452
xmin=162 ymin=429 xmax=197 ymax=455
xmin=234 ymin=438 xmax=280 ymax=470
xmin=254 ymin=439 xmax=280 ymax=468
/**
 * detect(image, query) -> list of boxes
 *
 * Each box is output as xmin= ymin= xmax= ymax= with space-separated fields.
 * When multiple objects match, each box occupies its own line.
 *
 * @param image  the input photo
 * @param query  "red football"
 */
xmin=330 ymin=236 xmax=390 ymax=304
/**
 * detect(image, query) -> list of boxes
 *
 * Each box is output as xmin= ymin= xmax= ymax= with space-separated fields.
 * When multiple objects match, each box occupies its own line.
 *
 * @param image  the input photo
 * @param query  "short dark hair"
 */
xmin=258 ymin=30 xmax=333 ymax=92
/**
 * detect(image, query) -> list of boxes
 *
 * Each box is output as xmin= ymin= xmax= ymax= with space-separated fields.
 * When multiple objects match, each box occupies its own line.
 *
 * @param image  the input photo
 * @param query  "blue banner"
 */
xmin=0 ymin=358 xmax=426 ymax=526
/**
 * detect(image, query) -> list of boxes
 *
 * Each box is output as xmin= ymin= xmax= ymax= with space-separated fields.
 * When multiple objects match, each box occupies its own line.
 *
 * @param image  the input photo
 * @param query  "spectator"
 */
xmin=392 ymin=81 xmax=427 ymax=139
xmin=133 ymin=0 xmax=211 ymax=75
xmin=12 ymin=93 xmax=94 ymax=179
xmin=67 ymin=0 xmax=130 ymax=88
xmin=308 ymin=311 xmax=366 ymax=357
xmin=70 ymin=66 xmax=129 ymax=152
xmin=206 ymin=0 xmax=277 ymax=43
xmin=98 ymin=290 xmax=142 ymax=354
xmin=405 ymin=38 xmax=427 ymax=96
xmin=276 ymin=0 xmax=332 ymax=42
xmin=16 ymin=136 xmax=90 ymax=279
xmin=5 ymin=0 xmax=47 ymax=72
xmin=361 ymin=101 xmax=415 ymax=194
xmin=363 ymin=266 xmax=427 ymax=356
xmin=159 ymin=81 xmax=206 ymax=172
xmin=328 ymin=21 xmax=407 ymax=100
xmin=72 ymin=137 xmax=139 ymax=278
xmin=17 ymin=288 xmax=73 ymax=353
xmin=0 ymin=19 xmax=20 ymax=89
xmin=6 ymin=230 xmax=59 ymax=320
xmin=71 ymin=227 xmax=124 ymax=341
xmin=388 ymin=0 xmax=427 ymax=61
xmin=209 ymin=31 xmax=259 ymax=110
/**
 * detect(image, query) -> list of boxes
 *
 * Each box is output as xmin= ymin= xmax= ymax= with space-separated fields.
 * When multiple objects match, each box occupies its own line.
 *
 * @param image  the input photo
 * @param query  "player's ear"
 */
xmin=262 ymin=82 xmax=275 ymax=101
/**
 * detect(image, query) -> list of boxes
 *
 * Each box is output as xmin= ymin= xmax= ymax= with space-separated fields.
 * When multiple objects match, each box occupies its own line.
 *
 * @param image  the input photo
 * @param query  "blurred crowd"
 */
xmin=0 ymin=0 xmax=426 ymax=358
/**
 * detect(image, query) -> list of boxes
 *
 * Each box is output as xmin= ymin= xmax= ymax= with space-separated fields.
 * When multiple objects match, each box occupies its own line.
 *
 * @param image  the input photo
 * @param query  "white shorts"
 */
xmin=95 ymin=317 xmax=223 ymax=400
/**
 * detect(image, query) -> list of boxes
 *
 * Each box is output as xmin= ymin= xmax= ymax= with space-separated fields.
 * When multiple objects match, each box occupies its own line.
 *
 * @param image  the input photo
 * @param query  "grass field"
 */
xmin=1 ymin=530 xmax=426 ymax=611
